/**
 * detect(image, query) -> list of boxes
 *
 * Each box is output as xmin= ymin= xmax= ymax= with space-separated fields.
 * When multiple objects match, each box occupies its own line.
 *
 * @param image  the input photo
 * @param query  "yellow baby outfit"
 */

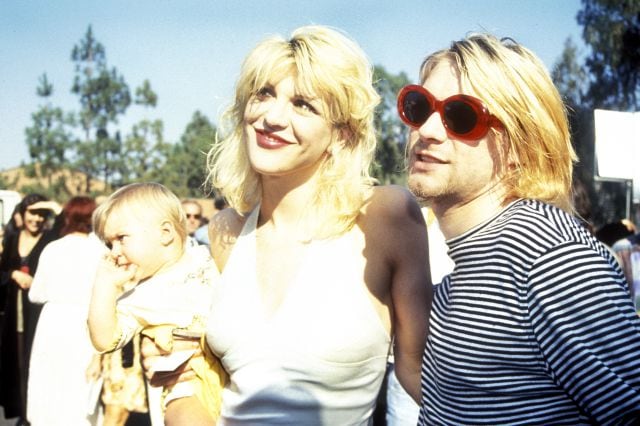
xmin=107 ymin=245 xmax=225 ymax=423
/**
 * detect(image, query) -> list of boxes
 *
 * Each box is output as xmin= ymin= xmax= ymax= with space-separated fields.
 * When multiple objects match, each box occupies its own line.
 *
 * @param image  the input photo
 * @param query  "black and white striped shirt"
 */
xmin=419 ymin=199 xmax=640 ymax=425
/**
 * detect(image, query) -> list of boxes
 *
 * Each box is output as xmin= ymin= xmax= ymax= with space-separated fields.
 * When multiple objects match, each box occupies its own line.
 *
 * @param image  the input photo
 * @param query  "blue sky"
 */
xmin=0 ymin=0 xmax=584 ymax=171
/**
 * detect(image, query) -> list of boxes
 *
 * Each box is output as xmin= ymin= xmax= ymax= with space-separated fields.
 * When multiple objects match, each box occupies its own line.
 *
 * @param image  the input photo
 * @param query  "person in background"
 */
xmin=0 ymin=203 xmax=22 ymax=260
xmin=570 ymin=177 xmax=595 ymax=234
xmin=194 ymin=196 xmax=228 ymax=247
xmin=595 ymin=220 xmax=636 ymax=248
xmin=0 ymin=193 xmax=62 ymax=424
xmin=612 ymin=231 xmax=640 ymax=312
xmin=142 ymin=25 xmax=431 ymax=425
xmin=100 ymin=333 xmax=149 ymax=426
xmin=27 ymin=196 xmax=104 ymax=426
xmin=181 ymin=199 xmax=204 ymax=246
xmin=401 ymin=32 xmax=640 ymax=424
xmin=1 ymin=204 xmax=25 ymax=249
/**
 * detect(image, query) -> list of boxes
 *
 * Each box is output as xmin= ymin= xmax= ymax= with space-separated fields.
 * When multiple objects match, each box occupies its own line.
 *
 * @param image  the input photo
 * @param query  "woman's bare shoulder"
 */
xmin=365 ymin=185 xmax=424 ymax=226
xmin=208 ymin=208 xmax=247 ymax=272
xmin=210 ymin=208 xmax=244 ymax=235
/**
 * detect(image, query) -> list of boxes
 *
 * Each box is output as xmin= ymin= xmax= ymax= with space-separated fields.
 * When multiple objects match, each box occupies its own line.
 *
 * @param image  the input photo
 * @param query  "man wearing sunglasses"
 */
xmin=400 ymin=33 xmax=640 ymax=425
xmin=181 ymin=199 xmax=205 ymax=246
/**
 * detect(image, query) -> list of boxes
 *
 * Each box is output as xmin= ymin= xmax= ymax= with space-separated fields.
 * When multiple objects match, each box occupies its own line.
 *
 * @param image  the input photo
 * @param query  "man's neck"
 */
xmin=432 ymin=189 xmax=509 ymax=240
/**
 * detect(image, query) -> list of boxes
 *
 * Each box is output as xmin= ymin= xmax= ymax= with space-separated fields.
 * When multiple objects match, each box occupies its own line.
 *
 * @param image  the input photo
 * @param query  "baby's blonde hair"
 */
xmin=206 ymin=25 xmax=380 ymax=239
xmin=93 ymin=182 xmax=187 ymax=247
xmin=420 ymin=33 xmax=576 ymax=213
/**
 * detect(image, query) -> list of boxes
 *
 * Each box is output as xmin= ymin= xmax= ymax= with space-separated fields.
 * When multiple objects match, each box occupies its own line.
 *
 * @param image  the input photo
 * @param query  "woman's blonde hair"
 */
xmin=93 ymin=182 xmax=187 ymax=247
xmin=206 ymin=25 xmax=380 ymax=239
xmin=420 ymin=33 xmax=576 ymax=213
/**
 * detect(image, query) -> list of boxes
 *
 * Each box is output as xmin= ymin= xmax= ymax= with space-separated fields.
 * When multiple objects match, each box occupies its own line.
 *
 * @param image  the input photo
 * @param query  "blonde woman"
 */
xmin=144 ymin=25 xmax=432 ymax=425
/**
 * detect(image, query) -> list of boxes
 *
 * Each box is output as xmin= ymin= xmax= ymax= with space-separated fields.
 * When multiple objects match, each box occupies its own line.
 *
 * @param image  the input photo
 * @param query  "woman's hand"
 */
xmin=27 ymin=200 xmax=62 ymax=216
xmin=12 ymin=269 xmax=33 ymax=289
xmin=140 ymin=334 xmax=201 ymax=387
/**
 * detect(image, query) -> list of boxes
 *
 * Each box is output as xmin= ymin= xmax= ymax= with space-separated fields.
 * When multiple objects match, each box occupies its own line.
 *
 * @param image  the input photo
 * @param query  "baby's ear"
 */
xmin=159 ymin=220 xmax=176 ymax=246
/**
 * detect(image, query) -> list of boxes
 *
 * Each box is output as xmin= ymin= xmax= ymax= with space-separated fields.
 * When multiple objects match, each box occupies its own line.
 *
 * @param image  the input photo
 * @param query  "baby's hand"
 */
xmin=94 ymin=253 xmax=137 ymax=291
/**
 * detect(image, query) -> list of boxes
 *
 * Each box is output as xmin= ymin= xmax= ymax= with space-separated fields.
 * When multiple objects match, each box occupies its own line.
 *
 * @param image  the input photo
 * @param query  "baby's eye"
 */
xmin=105 ymin=235 xmax=126 ymax=250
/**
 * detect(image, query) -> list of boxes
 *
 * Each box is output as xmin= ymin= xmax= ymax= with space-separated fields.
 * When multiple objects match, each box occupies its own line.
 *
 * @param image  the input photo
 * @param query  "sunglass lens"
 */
xmin=444 ymin=100 xmax=478 ymax=135
xmin=403 ymin=91 xmax=432 ymax=126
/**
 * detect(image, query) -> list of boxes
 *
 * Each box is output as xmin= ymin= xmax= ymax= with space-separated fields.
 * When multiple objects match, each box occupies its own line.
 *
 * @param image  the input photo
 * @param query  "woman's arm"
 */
xmin=1 ymin=232 xmax=33 ymax=289
xmin=208 ymin=207 xmax=244 ymax=272
xmin=0 ymin=231 xmax=18 ymax=286
xmin=27 ymin=200 xmax=62 ymax=216
xmin=140 ymin=333 xmax=201 ymax=386
xmin=28 ymin=244 xmax=53 ymax=303
xmin=373 ymin=186 xmax=432 ymax=403
xmin=164 ymin=394 xmax=213 ymax=425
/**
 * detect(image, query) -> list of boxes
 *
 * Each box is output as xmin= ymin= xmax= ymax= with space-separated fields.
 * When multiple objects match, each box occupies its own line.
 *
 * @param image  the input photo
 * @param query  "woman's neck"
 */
xmin=260 ymin=176 xmax=318 ymax=228
xmin=21 ymin=228 xmax=43 ymax=238
xmin=18 ymin=228 xmax=43 ymax=257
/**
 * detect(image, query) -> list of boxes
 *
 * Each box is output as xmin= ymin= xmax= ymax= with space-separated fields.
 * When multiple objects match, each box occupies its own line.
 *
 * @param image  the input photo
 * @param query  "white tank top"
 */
xmin=206 ymin=207 xmax=391 ymax=425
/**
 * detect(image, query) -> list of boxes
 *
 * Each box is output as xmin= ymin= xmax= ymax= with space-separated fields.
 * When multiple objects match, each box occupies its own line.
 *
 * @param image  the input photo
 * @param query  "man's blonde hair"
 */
xmin=420 ymin=33 xmax=577 ymax=213
xmin=206 ymin=25 xmax=380 ymax=239
xmin=93 ymin=182 xmax=187 ymax=247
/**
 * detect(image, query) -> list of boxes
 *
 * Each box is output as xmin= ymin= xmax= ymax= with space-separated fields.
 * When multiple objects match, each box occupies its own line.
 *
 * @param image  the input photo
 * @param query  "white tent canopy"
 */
xmin=594 ymin=108 xmax=640 ymax=203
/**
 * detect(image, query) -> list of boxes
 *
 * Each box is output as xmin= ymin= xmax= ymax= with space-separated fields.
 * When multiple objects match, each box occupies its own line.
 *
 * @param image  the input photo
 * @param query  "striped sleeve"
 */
xmin=529 ymin=240 xmax=640 ymax=424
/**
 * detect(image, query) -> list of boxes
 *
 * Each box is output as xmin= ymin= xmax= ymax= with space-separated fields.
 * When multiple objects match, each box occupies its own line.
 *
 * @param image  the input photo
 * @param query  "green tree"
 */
xmin=552 ymin=37 xmax=593 ymax=183
xmin=552 ymin=0 xmax=640 ymax=227
xmin=120 ymin=80 xmax=169 ymax=184
xmin=71 ymin=25 xmax=131 ymax=189
xmin=24 ymin=73 xmax=75 ymax=192
xmin=122 ymin=120 xmax=169 ymax=184
xmin=552 ymin=38 xmax=588 ymax=107
xmin=578 ymin=0 xmax=640 ymax=110
xmin=0 ymin=174 xmax=11 ymax=189
xmin=96 ymin=128 xmax=124 ymax=186
xmin=161 ymin=111 xmax=216 ymax=197
xmin=372 ymin=65 xmax=411 ymax=184
xmin=135 ymin=79 xmax=158 ymax=107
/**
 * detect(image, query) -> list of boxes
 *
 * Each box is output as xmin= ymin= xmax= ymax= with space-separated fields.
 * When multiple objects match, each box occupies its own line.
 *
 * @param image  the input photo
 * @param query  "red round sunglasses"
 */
xmin=397 ymin=84 xmax=502 ymax=141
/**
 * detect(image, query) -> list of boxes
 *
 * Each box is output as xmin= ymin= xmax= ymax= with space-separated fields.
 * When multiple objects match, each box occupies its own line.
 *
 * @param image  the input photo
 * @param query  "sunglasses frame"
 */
xmin=397 ymin=84 xmax=502 ymax=141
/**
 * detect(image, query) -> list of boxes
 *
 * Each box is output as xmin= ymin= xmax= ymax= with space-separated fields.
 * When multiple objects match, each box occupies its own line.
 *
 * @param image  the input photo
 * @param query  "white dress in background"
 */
xmin=27 ymin=233 xmax=105 ymax=426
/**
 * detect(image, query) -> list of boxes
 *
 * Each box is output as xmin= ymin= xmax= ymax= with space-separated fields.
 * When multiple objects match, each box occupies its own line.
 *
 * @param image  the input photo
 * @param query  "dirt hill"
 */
xmin=0 ymin=165 xmax=217 ymax=220
xmin=0 ymin=164 xmax=108 ymax=195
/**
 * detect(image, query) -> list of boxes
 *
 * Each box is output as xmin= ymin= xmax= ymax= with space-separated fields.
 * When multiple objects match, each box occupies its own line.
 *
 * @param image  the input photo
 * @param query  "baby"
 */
xmin=87 ymin=182 xmax=224 ymax=425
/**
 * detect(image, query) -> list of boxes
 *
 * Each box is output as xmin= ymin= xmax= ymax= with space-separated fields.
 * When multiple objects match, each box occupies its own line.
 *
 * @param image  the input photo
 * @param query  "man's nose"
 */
xmin=418 ymin=111 xmax=447 ymax=142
